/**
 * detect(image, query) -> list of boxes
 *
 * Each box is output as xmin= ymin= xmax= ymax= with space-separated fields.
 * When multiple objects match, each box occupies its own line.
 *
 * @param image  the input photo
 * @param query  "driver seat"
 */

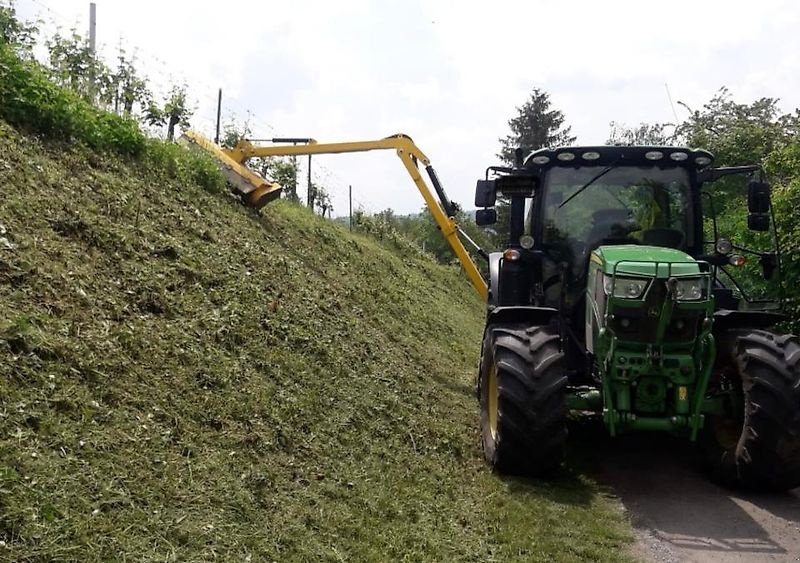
xmin=585 ymin=209 xmax=638 ymax=252
xmin=642 ymin=228 xmax=685 ymax=249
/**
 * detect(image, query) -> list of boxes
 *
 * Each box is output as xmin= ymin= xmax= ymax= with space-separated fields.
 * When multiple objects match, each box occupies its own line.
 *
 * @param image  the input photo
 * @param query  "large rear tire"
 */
xmin=703 ymin=329 xmax=800 ymax=491
xmin=478 ymin=324 xmax=568 ymax=476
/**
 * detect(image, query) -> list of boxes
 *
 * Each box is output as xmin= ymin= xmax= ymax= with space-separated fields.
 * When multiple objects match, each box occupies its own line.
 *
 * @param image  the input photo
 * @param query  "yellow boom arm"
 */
xmin=182 ymin=130 xmax=488 ymax=299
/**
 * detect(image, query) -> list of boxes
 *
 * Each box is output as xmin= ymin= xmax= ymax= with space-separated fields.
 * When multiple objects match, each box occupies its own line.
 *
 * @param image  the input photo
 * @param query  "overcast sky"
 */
xmin=17 ymin=0 xmax=800 ymax=215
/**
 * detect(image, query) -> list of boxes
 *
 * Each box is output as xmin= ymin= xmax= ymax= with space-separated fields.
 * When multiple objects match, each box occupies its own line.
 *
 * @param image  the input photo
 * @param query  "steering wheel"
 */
xmin=609 ymin=220 xmax=642 ymax=237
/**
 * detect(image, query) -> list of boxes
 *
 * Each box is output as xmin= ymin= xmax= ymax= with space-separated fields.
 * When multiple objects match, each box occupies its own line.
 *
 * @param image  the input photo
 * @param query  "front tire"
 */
xmin=703 ymin=329 xmax=800 ymax=491
xmin=478 ymin=324 xmax=568 ymax=476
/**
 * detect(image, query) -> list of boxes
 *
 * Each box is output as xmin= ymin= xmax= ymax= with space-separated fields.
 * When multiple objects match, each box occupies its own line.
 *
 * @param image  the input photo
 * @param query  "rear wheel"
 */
xmin=478 ymin=324 xmax=568 ymax=476
xmin=703 ymin=329 xmax=800 ymax=491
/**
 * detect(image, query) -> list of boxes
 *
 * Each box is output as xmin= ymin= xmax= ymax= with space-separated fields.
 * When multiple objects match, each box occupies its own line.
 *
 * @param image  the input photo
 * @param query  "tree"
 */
xmin=675 ymin=87 xmax=800 ymax=215
xmin=30 ymin=20 xmax=152 ymax=118
xmin=606 ymin=121 xmax=674 ymax=145
xmin=46 ymin=29 xmax=111 ymax=103
xmin=675 ymin=87 xmax=798 ymax=167
xmin=110 ymin=47 xmax=149 ymax=116
xmin=312 ymin=183 xmax=332 ymax=217
xmin=269 ymin=159 xmax=299 ymax=202
xmin=0 ymin=1 xmax=38 ymax=58
xmin=144 ymin=85 xmax=193 ymax=141
xmin=220 ymin=117 xmax=299 ymax=201
xmin=495 ymin=88 xmax=575 ymax=244
xmin=498 ymin=87 xmax=576 ymax=164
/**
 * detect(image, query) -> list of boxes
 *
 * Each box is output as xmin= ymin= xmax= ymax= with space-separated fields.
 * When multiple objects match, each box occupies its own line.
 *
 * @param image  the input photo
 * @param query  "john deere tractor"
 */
xmin=474 ymin=145 xmax=800 ymax=491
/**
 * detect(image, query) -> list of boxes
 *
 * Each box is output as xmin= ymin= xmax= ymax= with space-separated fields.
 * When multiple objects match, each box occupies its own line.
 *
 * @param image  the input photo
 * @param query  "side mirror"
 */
xmin=748 ymin=213 xmax=770 ymax=231
xmin=475 ymin=179 xmax=497 ymax=208
xmin=747 ymin=181 xmax=771 ymax=231
xmin=747 ymin=181 xmax=771 ymax=213
xmin=760 ymin=253 xmax=778 ymax=280
xmin=475 ymin=208 xmax=497 ymax=226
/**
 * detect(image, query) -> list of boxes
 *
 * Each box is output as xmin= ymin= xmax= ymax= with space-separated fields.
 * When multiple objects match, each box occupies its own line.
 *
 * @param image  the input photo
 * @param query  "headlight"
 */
xmin=715 ymin=238 xmax=732 ymax=255
xmin=603 ymin=275 xmax=649 ymax=299
xmin=675 ymin=278 xmax=705 ymax=301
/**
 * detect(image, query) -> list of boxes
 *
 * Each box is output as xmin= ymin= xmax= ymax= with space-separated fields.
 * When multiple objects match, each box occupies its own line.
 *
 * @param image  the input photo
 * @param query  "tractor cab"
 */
xmin=475 ymin=145 xmax=781 ymax=322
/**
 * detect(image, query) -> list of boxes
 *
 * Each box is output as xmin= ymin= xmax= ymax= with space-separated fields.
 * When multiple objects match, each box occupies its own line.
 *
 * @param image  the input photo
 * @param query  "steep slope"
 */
xmin=0 ymin=121 xmax=631 ymax=562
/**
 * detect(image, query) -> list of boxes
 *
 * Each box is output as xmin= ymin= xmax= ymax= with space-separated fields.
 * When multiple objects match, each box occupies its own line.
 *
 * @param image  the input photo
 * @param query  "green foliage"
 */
xmin=144 ymin=84 xmax=194 ymax=141
xmin=414 ymin=207 xmax=495 ymax=264
xmin=351 ymin=209 xmax=432 ymax=261
xmin=109 ymin=47 xmax=150 ymax=116
xmin=46 ymin=29 xmax=110 ymax=103
xmin=498 ymin=87 xmax=576 ymax=164
xmin=220 ymin=117 xmax=301 ymax=203
xmin=0 ymin=8 xmax=219 ymax=192
xmin=766 ymin=141 xmax=800 ymax=325
xmin=311 ymin=182 xmax=332 ymax=217
xmin=355 ymin=207 xmax=495 ymax=266
xmin=220 ymin=117 xmax=250 ymax=149
xmin=0 ymin=1 xmax=37 ymax=56
xmin=606 ymin=121 xmax=674 ymax=145
xmin=143 ymin=139 xmax=226 ymax=194
xmin=676 ymin=88 xmax=799 ymax=167
xmin=678 ymin=89 xmax=795 ymax=211
xmin=0 ymin=43 xmax=145 ymax=156
xmin=269 ymin=158 xmax=299 ymax=202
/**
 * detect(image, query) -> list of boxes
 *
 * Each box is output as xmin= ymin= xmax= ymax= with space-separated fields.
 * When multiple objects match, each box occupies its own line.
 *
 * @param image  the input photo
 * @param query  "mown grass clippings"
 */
xmin=0 ymin=120 xmax=633 ymax=561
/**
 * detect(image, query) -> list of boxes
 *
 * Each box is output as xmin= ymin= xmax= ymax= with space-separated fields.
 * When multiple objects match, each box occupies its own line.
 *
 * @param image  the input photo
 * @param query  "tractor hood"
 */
xmin=593 ymin=245 xmax=702 ymax=278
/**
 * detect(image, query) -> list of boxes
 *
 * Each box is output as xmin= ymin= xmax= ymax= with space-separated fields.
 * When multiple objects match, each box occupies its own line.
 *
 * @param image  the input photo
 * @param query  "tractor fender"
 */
xmin=712 ymin=309 xmax=787 ymax=333
xmin=485 ymin=306 xmax=559 ymax=328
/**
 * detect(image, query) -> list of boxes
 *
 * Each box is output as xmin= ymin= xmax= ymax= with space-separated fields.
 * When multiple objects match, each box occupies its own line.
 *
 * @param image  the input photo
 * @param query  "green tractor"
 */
xmin=474 ymin=145 xmax=800 ymax=491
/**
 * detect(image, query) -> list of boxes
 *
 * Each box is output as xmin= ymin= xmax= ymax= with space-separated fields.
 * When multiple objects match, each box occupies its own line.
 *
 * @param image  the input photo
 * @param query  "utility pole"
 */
xmin=89 ymin=3 xmax=97 ymax=53
xmin=214 ymin=89 xmax=222 ymax=145
xmin=88 ymin=3 xmax=97 ymax=103
xmin=291 ymin=152 xmax=298 ymax=201
xmin=349 ymin=185 xmax=353 ymax=231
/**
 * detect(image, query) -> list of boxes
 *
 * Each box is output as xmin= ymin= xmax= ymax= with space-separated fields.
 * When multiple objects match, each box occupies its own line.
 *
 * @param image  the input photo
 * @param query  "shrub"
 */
xmin=0 ymin=43 xmax=145 ymax=156
xmin=143 ymin=139 xmax=226 ymax=194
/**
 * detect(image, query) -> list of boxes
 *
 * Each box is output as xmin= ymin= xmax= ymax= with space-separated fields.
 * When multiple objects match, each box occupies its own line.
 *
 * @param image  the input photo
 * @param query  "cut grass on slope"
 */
xmin=0 ymin=121 xmax=632 ymax=562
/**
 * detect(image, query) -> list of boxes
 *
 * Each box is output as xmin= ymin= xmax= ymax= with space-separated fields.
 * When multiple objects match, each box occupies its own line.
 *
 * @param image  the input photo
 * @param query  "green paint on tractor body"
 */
xmin=581 ymin=245 xmax=716 ymax=438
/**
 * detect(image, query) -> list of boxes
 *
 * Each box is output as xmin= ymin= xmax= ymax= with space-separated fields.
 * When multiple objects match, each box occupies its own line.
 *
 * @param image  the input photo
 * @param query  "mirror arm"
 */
xmin=698 ymin=165 xmax=761 ymax=183
xmin=730 ymin=243 xmax=770 ymax=257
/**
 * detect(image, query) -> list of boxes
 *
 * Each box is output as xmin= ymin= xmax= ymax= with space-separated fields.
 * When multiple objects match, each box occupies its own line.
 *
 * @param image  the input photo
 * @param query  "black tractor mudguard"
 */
xmin=486 ymin=306 xmax=559 ymax=328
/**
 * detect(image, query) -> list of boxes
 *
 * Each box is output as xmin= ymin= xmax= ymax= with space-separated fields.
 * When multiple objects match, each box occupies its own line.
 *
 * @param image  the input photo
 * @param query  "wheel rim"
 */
xmin=488 ymin=364 xmax=499 ymax=440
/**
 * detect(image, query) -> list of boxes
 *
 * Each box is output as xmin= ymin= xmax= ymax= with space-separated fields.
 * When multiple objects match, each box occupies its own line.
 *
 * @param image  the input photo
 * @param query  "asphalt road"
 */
xmin=579 ymin=430 xmax=800 ymax=562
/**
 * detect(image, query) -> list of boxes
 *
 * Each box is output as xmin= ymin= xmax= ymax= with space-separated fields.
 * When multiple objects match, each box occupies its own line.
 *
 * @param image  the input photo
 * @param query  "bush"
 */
xmin=142 ymin=139 xmax=226 ymax=194
xmin=0 ymin=43 xmax=145 ymax=156
xmin=0 ymin=33 xmax=225 ymax=202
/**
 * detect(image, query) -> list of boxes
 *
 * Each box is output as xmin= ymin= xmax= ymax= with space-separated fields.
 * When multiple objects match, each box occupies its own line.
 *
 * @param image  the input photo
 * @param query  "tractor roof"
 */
xmin=524 ymin=146 xmax=715 ymax=169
